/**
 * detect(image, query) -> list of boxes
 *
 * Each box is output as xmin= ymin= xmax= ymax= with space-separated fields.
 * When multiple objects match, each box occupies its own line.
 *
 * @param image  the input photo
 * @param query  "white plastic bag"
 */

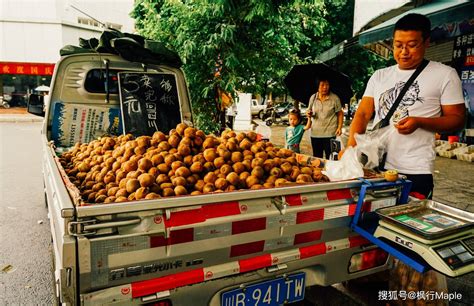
xmin=324 ymin=146 xmax=364 ymax=181
xmin=354 ymin=125 xmax=396 ymax=169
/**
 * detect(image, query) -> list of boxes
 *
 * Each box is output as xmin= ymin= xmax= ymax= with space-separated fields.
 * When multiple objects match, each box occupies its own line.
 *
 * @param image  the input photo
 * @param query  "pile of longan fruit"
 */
xmin=59 ymin=123 xmax=328 ymax=205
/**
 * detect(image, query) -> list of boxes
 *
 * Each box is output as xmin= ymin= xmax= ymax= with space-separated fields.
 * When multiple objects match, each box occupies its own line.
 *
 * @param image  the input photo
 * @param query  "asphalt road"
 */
xmin=0 ymin=121 xmax=54 ymax=304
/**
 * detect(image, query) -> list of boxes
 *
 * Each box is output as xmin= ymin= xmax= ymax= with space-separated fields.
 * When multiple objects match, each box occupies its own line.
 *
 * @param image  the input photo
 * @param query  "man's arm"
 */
xmin=335 ymin=110 xmax=343 ymax=135
xmin=346 ymin=97 xmax=375 ymax=147
xmin=395 ymin=104 xmax=465 ymax=134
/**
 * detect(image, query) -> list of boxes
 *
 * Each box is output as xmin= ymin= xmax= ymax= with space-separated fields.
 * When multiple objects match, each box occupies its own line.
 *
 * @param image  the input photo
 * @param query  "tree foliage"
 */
xmin=131 ymin=0 xmax=390 ymax=132
xmin=324 ymin=0 xmax=394 ymax=99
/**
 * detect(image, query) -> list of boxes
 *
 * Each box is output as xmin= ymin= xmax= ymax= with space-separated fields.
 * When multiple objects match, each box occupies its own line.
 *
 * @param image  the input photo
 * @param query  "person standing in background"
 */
xmin=306 ymin=79 xmax=344 ymax=158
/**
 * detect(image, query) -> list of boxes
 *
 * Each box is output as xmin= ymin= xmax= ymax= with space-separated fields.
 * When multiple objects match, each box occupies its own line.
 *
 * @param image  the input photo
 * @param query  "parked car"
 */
xmin=251 ymin=99 xmax=267 ymax=118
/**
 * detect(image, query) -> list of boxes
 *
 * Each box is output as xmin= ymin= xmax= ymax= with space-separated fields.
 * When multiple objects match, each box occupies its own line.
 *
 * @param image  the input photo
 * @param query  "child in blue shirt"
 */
xmin=285 ymin=109 xmax=312 ymax=153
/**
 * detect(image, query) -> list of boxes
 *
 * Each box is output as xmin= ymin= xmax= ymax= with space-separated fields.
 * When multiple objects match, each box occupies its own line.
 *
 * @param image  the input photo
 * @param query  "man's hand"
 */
xmin=335 ymin=127 xmax=342 ymax=136
xmin=338 ymin=149 xmax=345 ymax=160
xmin=395 ymin=117 xmax=420 ymax=134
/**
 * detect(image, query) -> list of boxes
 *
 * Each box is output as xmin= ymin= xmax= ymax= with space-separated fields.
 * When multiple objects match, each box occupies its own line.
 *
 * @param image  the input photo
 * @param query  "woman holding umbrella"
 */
xmin=306 ymin=78 xmax=344 ymax=158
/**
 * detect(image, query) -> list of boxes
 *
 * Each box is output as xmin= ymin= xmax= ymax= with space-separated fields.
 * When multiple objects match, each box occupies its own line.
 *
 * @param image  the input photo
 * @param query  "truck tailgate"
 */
xmin=71 ymin=179 xmax=398 ymax=297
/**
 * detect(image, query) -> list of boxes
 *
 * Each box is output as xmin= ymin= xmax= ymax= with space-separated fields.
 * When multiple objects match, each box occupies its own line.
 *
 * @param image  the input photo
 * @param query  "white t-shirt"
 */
xmin=363 ymin=61 xmax=463 ymax=174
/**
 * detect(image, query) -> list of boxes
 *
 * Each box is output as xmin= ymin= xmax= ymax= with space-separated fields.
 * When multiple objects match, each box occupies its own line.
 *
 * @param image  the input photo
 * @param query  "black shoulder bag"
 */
xmin=375 ymin=59 xmax=429 ymax=170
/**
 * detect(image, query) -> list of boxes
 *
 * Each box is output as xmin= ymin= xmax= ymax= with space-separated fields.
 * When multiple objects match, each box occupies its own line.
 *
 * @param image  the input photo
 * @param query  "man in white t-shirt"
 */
xmin=347 ymin=13 xmax=465 ymax=199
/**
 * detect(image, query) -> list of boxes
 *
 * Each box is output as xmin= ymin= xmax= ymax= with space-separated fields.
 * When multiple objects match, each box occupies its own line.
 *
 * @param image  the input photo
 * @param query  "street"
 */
xmin=0 ymin=119 xmax=472 ymax=305
xmin=0 ymin=121 xmax=54 ymax=304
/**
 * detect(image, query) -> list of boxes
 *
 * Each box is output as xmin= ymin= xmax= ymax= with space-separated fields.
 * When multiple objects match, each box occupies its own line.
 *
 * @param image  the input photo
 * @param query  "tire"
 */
xmin=265 ymin=119 xmax=273 ymax=126
xmin=258 ymin=110 xmax=264 ymax=120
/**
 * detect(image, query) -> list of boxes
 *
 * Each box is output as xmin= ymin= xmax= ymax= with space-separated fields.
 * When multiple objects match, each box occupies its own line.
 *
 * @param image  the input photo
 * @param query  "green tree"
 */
xmin=324 ymin=0 xmax=393 ymax=99
xmin=132 ymin=0 xmax=332 ymax=133
xmin=132 ymin=0 xmax=391 ymax=132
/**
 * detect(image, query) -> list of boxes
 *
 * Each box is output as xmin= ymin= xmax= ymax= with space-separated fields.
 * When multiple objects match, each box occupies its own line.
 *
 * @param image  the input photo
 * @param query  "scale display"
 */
xmin=374 ymin=200 xmax=473 ymax=277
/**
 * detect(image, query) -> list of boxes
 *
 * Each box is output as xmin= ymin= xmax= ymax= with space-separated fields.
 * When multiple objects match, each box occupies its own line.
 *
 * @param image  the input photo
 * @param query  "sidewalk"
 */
xmin=0 ymin=107 xmax=44 ymax=122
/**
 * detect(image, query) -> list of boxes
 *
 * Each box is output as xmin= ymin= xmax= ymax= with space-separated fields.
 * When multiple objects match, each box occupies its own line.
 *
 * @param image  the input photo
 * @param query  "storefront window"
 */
xmin=1 ymin=75 xmax=52 ymax=107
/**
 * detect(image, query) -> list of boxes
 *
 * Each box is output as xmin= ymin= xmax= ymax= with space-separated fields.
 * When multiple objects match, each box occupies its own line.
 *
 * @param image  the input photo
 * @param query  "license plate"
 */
xmin=221 ymin=272 xmax=305 ymax=306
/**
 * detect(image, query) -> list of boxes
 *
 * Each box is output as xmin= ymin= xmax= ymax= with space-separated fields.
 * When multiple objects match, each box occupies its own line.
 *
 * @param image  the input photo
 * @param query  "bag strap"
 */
xmin=379 ymin=59 xmax=429 ymax=128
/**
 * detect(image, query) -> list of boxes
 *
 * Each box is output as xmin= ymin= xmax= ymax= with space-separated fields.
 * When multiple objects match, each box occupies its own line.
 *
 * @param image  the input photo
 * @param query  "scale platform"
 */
xmin=374 ymin=200 xmax=474 ymax=277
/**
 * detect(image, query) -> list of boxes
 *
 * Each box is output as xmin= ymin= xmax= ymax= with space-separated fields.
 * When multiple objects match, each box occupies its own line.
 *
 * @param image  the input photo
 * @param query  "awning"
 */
xmin=358 ymin=0 xmax=474 ymax=45
xmin=316 ymin=0 xmax=474 ymax=62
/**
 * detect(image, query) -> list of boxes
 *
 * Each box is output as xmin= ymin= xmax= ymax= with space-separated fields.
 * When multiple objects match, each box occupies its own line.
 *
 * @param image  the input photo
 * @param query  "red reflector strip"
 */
xmin=299 ymin=242 xmax=326 ymax=259
xmin=203 ymin=201 xmax=241 ymax=218
xmin=131 ymin=268 xmax=204 ymax=298
xmin=230 ymin=241 xmax=265 ymax=257
xmin=326 ymin=188 xmax=352 ymax=201
xmin=349 ymin=235 xmax=369 ymax=248
xmin=169 ymin=228 xmax=194 ymax=244
xmin=164 ymin=202 xmax=241 ymax=229
xmin=150 ymin=235 xmax=167 ymax=248
xmin=294 ymin=230 xmax=322 ymax=245
xmin=296 ymin=209 xmax=324 ymax=224
xmin=165 ymin=208 xmax=204 ymax=227
xmin=232 ymin=217 xmax=266 ymax=235
xmin=348 ymin=203 xmax=357 ymax=216
xmin=238 ymin=254 xmax=272 ymax=273
xmin=285 ymin=194 xmax=303 ymax=206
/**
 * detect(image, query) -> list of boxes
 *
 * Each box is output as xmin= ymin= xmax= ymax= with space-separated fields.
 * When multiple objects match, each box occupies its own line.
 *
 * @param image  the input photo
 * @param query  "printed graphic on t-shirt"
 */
xmin=288 ymin=128 xmax=294 ymax=138
xmin=378 ymin=80 xmax=424 ymax=122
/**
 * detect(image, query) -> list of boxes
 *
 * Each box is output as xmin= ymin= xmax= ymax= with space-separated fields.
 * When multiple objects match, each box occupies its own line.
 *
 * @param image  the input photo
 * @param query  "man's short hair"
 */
xmin=394 ymin=13 xmax=431 ymax=40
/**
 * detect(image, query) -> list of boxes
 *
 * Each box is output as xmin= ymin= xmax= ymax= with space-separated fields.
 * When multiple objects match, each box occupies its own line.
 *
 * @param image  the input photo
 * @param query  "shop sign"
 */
xmin=0 ymin=62 xmax=55 ymax=75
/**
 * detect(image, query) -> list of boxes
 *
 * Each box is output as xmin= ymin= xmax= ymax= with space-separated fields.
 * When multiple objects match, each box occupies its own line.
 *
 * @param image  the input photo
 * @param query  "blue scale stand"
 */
xmin=350 ymin=178 xmax=430 ymax=273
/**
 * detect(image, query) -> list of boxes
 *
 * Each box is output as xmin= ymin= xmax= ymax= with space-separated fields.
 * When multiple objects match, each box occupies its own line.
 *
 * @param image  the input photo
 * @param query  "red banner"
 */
xmin=0 ymin=62 xmax=55 ymax=75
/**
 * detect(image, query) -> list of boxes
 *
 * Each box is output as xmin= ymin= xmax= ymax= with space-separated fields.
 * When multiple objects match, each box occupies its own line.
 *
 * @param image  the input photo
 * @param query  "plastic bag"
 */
xmin=354 ymin=125 xmax=396 ymax=169
xmin=324 ymin=146 xmax=364 ymax=181
xmin=390 ymin=260 xmax=448 ymax=306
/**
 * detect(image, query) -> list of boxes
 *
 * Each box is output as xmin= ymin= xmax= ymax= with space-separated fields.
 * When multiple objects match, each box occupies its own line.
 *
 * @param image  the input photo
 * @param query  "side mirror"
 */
xmin=27 ymin=94 xmax=45 ymax=117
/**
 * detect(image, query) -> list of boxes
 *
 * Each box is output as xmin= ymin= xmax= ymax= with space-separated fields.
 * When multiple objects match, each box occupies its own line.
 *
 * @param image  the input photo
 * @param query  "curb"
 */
xmin=0 ymin=114 xmax=44 ymax=123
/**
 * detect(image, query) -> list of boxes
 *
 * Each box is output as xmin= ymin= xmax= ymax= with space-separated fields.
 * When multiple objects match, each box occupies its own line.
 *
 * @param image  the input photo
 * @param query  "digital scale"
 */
xmin=351 ymin=180 xmax=474 ymax=278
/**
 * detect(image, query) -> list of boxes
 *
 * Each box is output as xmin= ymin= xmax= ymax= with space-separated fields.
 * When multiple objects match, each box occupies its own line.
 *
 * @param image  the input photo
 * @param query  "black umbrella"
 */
xmin=284 ymin=63 xmax=353 ymax=105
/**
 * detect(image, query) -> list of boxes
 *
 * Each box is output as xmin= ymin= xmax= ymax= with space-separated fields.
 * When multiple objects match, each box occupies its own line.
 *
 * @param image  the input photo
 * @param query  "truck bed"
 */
xmin=48 ymin=142 xmax=398 ymax=305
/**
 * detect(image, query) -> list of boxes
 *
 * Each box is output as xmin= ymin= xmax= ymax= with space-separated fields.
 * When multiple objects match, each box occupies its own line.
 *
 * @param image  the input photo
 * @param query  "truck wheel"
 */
xmin=258 ymin=110 xmax=264 ymax=119
xmin=265 ymin=119 xmax=273 ymax=126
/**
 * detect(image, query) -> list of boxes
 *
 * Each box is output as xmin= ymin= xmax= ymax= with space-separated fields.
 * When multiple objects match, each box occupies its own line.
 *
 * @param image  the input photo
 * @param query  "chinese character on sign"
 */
xmin=468 ymin=34 xmax=473 ymax=45
xmin=461 ymin=70 xmax=469 ymax=80
xmin=148 ymin=120 xmax=158 ymax=130
xmin=456 ymin=37 xmax=462 ymax=46
xmin=462 ymin=35 xmax=468 ymax=45
xmin=16 ymin=66 xmax=25 ymax=74
xmin=469 ymin=70 xmax=474 ymax=80
xmin=468 ymin=48 xmax=472 ymax=56
xmin=30 ymin=66 xmax=39 ymax=74
xmin=144 ymin=90 xmax=156 ymax=102
xmin=2 ymin=65 xmax=10 ymax=73
xmin=140 ymin=75 xmax=153 ymax=89
xmin=45 ymin=67 xmax=53 ymax=75
xmin=124 ymin=97 xmax=141 ymax=113
xmin=160 ymin=79 xmax=172 ymax=92
xmin=146 ymin=102 xmax=156 ymax=120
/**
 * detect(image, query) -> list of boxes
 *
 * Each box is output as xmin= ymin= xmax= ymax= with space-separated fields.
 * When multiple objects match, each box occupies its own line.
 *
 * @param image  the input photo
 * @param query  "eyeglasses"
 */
xmin=393 ymin=41 xmax=423 ymax=51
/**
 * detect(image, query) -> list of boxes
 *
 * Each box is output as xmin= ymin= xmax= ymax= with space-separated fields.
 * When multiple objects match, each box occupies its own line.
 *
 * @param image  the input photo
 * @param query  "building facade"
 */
xmin=0 ymin=0 xmax=135 ymax=107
